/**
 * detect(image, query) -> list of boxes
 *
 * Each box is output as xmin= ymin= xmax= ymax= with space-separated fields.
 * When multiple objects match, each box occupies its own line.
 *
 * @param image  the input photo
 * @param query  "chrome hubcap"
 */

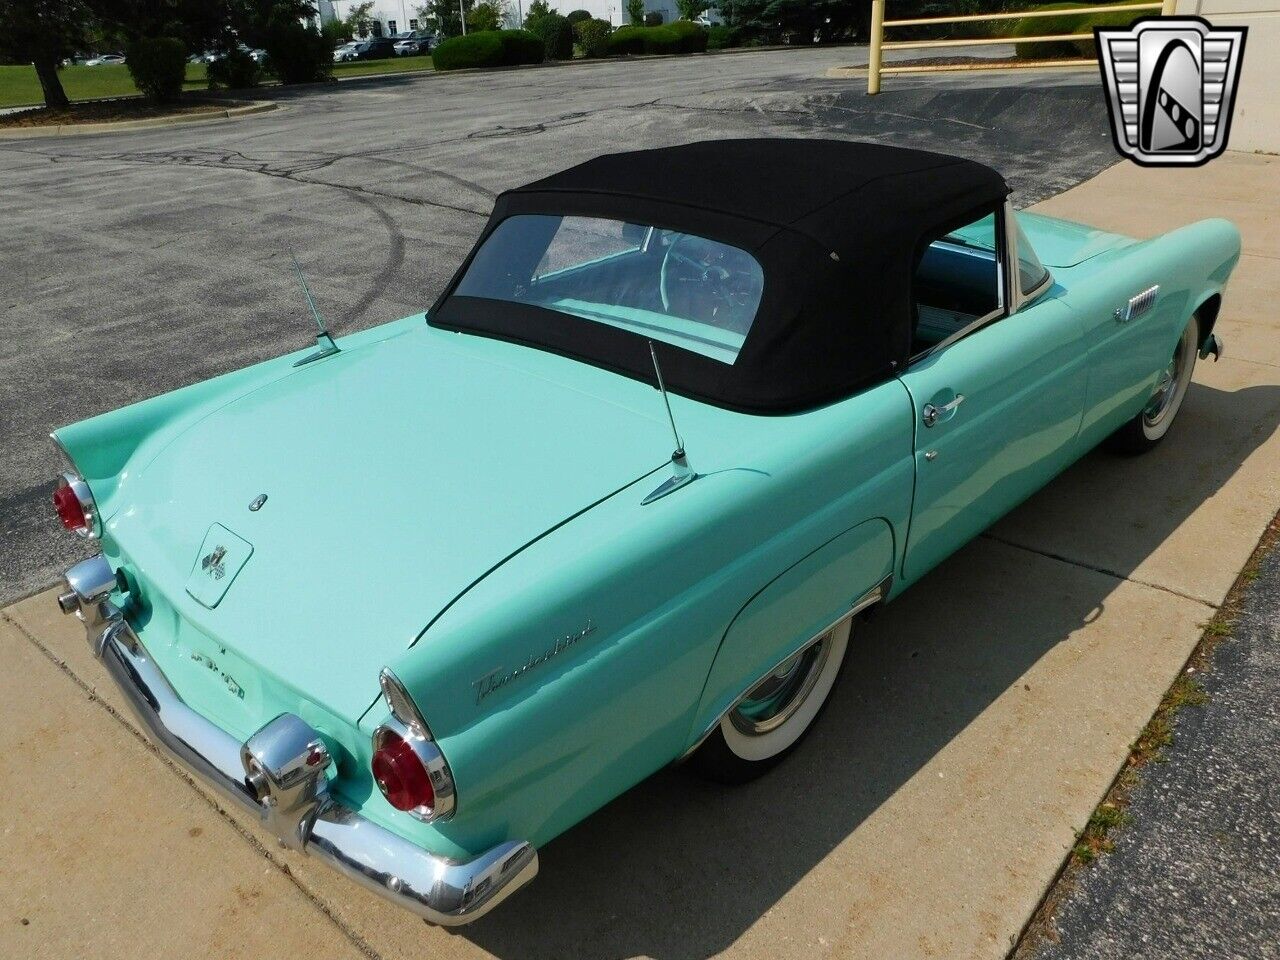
xmin=730 ymin=632 xmax=833 ymax=736
xmin=1143 ymin=325 xmax=1195 ymax=428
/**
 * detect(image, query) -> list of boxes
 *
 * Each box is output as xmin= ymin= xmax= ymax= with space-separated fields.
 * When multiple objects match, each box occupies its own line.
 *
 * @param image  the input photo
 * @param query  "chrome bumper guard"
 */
xmin=59 ymin=555 xmax=538 ymax=926
xmin=1200 ymin=332 xmax=1224 ymax=362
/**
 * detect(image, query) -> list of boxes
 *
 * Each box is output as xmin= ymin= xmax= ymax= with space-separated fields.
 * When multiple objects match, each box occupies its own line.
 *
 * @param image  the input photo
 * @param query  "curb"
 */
xmin=0 ymin=100 xmax=277 ymax=139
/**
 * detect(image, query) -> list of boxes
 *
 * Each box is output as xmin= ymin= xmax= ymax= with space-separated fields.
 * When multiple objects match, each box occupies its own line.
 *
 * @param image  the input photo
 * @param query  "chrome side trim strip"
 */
xmin=61 ymin=557 xmax=537 ymax=926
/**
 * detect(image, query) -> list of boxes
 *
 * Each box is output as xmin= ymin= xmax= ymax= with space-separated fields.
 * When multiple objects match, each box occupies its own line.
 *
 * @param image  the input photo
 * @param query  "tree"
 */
xmin=422 ymin=0 xmax=476 ymax=38
xmin=468 ymin=0 xmax=508 ymax=31
xmin=342 ymin=0 xmax=376 ymax=37
xmin=90 ymin=0 xmax=228 ymax=54
xmin=0 ymin=0 xmax=93 ymax=109
xmin=624 ymin=0 xmax=642 ymax=26
xmin=676 ymin=0 xmax=707 ymax=20
xmin=526 ymin=0 xmax=551 ymax=18
xmin=725 ymin=0 xmax=860 ymax=42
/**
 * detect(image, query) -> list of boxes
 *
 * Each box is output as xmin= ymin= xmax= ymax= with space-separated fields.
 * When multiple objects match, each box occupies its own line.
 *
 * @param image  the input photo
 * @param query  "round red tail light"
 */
xmin=372 ymin=730 xmax=435 ymax=812
xmin=53 ymin=481 xmax=88 ymax=533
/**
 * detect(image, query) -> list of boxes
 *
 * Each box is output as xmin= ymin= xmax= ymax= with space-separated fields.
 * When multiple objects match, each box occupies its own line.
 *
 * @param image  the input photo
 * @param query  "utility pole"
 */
xmin=460 ymin=0 xmax=467 ymax=34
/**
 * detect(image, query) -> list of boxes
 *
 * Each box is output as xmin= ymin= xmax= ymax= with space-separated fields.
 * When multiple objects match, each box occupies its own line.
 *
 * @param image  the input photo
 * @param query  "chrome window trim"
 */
xmin=908 ymin=202 xmax=1010 ymax=367
xmin=1007 ymin=201 xmax=1054 ymax=311
xmin=906 ymin=201 xmax=1056 ymax=369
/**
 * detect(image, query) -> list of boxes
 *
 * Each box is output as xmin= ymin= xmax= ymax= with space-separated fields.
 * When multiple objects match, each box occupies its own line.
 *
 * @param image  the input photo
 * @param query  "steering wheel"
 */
xmin=659 ymin=234 xmax=737 ymax=316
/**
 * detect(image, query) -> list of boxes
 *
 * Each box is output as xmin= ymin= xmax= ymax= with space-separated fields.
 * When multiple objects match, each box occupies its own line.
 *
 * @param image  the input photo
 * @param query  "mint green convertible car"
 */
xmin=51 ymin=140 xmax=1237 ymax=925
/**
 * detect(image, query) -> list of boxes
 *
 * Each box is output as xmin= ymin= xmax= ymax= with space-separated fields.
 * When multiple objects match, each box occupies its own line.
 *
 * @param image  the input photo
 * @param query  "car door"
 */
xmin=898 ymin=205 xmax=1088 ymax=584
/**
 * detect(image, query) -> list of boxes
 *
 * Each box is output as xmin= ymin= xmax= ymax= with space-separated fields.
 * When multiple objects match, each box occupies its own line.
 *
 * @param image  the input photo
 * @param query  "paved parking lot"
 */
xmin=2 ymin=49 xmax=1278 ymax=960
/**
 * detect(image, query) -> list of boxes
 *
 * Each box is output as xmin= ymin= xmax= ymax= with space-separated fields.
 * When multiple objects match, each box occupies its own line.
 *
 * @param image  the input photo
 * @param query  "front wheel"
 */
xmin=686 ymin=616 xmax=851 ymax=784
xmin=1106 ymin=314 xmax=1200 ymax=455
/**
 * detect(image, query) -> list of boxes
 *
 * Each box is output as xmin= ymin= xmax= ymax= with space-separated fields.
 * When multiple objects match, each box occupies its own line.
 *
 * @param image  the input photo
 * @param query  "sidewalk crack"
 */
xmin=979 ymin=534 xmax=1218 ymax=609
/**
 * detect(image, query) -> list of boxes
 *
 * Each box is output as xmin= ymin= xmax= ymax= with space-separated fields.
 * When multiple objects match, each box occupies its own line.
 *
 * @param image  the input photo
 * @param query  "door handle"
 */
xmin=922 ymin=394 xmax=965 ymax=428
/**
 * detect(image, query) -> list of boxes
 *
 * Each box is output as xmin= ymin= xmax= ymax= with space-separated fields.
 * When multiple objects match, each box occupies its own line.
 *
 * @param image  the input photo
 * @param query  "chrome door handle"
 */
xmin=922 ymin=394 xmax=965 ymax=428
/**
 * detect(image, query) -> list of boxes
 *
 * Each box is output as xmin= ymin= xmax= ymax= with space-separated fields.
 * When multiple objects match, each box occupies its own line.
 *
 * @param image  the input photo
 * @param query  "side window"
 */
xmin=912 ymin=210 xmax=1002 ymax=354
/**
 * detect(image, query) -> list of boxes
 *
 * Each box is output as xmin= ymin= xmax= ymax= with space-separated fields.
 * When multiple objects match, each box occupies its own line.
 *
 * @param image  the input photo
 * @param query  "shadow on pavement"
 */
xmin=459 ymin=379 xmax=1280 ymax=960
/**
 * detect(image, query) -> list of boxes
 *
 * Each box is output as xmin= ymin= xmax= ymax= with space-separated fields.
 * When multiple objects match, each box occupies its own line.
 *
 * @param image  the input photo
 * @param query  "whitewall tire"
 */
xmin=687 ymin=615 xmax=852 ymax=783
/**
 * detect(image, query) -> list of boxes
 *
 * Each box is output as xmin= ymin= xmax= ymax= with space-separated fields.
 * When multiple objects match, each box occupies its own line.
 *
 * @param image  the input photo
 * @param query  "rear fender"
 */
xmin=685 ymin=518 xmax=895 ymax=752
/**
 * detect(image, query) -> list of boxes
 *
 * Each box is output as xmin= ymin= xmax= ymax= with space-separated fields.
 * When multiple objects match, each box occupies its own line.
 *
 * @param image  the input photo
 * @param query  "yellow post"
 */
xmin=1162 ymin=0 xmax=1178 ymax=13
xmin=868 ymin=0 xmax=886 ymax=95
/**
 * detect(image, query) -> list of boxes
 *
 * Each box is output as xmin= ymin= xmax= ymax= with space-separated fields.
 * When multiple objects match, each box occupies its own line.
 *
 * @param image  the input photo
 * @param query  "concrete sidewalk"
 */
xmin=2 ymin=151 xmax=1276 ymax=960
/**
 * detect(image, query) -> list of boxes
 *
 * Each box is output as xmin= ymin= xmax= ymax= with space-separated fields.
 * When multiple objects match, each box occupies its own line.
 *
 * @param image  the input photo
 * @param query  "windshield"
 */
xmin=452 ymin=214 xmax=765 ymax=364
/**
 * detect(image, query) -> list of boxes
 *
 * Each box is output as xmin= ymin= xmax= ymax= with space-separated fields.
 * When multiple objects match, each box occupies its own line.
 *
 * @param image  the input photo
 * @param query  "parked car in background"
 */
xmin=84 ymin=53 xmax=125 ymax=66
xmin=394 ymin=37 xmax=429 ymax=56
xmin=354 ymin=37 xmax=397 ymax=60
xmin=335 ymin=38 xmax=396 ymax=61
xmin=333 ymin=41 xmax=361 ymax=62
xmin=50 ymin=140 xmax=1237 ymax=926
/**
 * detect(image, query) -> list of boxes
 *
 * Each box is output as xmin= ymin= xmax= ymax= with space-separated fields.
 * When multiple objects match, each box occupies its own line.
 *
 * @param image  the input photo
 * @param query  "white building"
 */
xmin=321 ymin=0 xmax=714 ymax=32
xmin=322 ymin=0 xmax=425 ymax=36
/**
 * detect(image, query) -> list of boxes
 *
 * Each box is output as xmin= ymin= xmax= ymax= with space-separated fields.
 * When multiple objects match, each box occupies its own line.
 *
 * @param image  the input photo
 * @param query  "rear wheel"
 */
xmin=1106 ymin=314 xmax=1200 ymax=455
xmin=686 ymin=616 xmax=851 ymax=784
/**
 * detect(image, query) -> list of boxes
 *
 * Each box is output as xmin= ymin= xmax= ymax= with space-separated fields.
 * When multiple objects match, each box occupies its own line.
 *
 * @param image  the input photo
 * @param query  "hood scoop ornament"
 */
xmin=642 ymin=341 xmax=697 ymax=505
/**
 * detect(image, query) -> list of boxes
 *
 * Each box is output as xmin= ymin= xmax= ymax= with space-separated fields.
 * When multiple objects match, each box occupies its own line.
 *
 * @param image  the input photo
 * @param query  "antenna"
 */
xmin=642 ymin=341 xmax=695 ymax=505
xmin=290 ymin=252 xmax=340 ymax=367
xmin=649 ymin=341 xmax=684 ymax=460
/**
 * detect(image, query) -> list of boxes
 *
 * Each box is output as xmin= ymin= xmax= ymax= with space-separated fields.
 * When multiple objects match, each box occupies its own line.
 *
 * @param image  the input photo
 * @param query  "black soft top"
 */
xmin=432 ymin=139 xmax=1009 ymax=413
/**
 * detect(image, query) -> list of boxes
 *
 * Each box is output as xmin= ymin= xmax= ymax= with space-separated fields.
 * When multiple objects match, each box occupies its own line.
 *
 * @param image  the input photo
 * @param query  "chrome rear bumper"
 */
xmin=60 ymin=555 xmax=537 ymax=926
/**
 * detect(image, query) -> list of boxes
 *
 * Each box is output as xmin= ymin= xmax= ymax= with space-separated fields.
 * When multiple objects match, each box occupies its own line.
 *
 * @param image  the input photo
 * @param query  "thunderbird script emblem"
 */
xmin=201 ymin=545 xmax=228 ymax=580
xmin=472 ymin=622 xmax=596 ymax=706
xmin=1096 ymin=16 xmax=1247 ymax=167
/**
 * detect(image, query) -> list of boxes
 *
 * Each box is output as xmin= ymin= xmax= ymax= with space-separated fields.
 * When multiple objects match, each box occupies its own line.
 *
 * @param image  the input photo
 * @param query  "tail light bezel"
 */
xmin=54 ymin=471 xmax=98 ymax=538
xmin=371 ymin=668 xmax=456 ymax=822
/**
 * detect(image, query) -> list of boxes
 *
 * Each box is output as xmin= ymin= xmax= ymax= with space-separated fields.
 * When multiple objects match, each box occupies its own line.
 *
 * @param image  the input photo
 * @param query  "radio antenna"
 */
xmin=290 ymin=252 xmax=340 ymax=367
xmin=642 ymin=341 xmax=696 ymax=504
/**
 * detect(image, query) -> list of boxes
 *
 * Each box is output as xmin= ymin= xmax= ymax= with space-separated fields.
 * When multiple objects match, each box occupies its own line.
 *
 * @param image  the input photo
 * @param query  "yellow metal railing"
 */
xmin=867 ymin=0 xmax=1178 ymax=94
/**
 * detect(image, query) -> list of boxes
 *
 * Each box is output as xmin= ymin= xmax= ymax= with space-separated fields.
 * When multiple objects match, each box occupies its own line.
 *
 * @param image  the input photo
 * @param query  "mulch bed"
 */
xmin=0 ymin=99 xmax=227 ymax=129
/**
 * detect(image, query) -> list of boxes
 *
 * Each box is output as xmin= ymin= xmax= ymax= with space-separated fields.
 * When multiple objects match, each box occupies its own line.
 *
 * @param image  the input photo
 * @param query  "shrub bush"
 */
xmin=432 ymin=30 xmax=545 ymax=70
xmin=566 ymin=8 xmax=592 ymax=24
xmin=606 ymin=25 xmax=645 ymax=54
xmin=125 ymin=37 xmax=186 ymax=102
xmin=707 ymin=24 xmax=741 ymax=50
xmin=573 ymin=18 xmax=612 ymax=58
xmin=263 ymin=17 xmax=333 ymax=83
xmin=607 ymin=24 xmax=698 ymax=55
xmin=644 ymin=11 xmax=664 ymax=26
xmin=1011 ymin=0 xmax=1148 ymax=60
xmin=667 ymin=20 xmax=708 ymax=53
xmin=527 ymin=12 xmax=574 ymax=60
xmin=207 ymin=48 xmax=262 ymax=90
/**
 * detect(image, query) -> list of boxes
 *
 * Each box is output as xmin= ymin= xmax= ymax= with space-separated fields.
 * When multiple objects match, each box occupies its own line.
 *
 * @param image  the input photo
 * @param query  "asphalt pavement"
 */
xmin=1026 ymin=522 xmax=1280 ymax=960
xmin=0 ymin=49 xmax=1117 ymax=604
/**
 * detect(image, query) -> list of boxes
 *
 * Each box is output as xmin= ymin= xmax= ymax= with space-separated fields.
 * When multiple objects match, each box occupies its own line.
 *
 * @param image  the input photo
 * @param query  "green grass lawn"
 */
xmin=332 ymin=56 xmax=436 ymax=79
xmin=0 ymin=57 xmax=436 ymax=109
xmin=0 ymin=63 xmax=209 ymax=109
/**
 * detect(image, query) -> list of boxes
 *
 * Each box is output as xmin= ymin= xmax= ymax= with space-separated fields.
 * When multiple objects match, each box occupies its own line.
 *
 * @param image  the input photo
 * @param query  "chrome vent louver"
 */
xmin=1124 ymin=285 xmax=1160 ymax=322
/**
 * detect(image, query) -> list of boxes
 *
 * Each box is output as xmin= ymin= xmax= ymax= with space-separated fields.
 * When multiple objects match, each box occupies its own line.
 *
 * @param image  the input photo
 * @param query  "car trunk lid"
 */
xmin=109 ymin=325 xmax=670 ymax=723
